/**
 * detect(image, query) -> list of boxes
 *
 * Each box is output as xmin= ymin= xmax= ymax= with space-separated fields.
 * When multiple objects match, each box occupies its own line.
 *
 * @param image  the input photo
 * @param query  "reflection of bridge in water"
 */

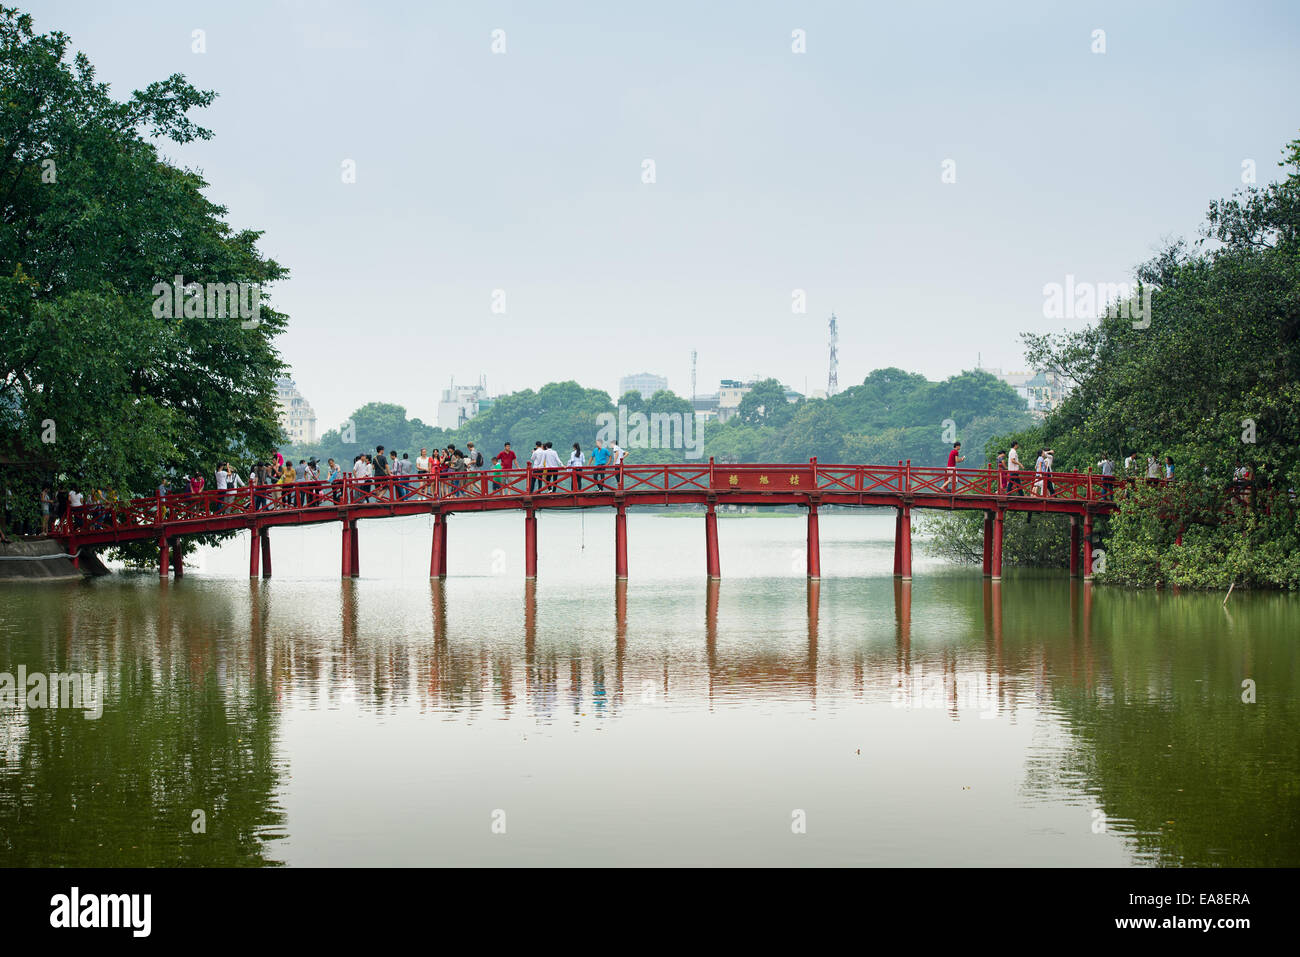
xmin=56 ymin=460 xmax=1126 ymax=583
xmin=398 ymin=576 xmax=1097 ymax=720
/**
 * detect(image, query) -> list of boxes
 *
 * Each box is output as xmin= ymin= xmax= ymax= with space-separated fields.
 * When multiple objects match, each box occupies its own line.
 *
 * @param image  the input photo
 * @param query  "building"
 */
xmin=275 ymin=377 xmax=317 ymax=445
xmin=1018 ymin=370 xmax=1072 ymax=416
xmin=692 ymin=393 xmax=720 ymax=422
xmin=436 ymin=377 xmax=489 ymax=431
xmin=716 ymin=379 xmax=750 ymax=423
xmin=979 ymin=365 xmax=1071 ymax=418
xmin=618 ymin=372 xmax=669 ymax=401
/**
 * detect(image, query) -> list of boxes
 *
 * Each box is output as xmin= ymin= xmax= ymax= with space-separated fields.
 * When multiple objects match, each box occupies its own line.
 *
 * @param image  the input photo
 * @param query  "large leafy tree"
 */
xmin=0 ymin=7 xmax=287 ymax=526
xmin=991 ymin=134 xmax=1300 ymax=588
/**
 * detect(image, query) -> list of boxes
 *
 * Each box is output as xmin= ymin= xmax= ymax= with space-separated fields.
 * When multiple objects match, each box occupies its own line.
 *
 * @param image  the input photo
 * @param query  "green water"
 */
xmin=0 ymin=511 xmax=1296 ymax=866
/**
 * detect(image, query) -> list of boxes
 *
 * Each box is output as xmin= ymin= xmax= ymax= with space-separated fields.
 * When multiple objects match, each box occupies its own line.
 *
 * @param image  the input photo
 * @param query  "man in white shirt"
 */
xmin=1007 ymin=442 xmax=1022 ymax=496
xmin=529 ymin=442 xmax=546 ymax=492
xmin=542 ymin=442 xmax=562 ymax=491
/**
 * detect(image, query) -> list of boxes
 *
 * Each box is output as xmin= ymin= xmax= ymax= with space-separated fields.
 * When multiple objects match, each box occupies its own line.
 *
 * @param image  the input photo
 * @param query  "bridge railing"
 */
xmin=51 ymin=460 xmax=1146 ymax=538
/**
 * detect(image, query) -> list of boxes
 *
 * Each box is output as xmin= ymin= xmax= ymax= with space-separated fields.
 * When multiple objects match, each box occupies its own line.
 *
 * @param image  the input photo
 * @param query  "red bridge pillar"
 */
xmin=614 ymin=502 xmax=628 ymax=580
xmin=172 ymin=541 xmax=183 ymax=578
xmin=249 ymin=527 xmax=260 ymax=578
xmin=893 ymin=508 xmax=903 ymax=577
xmin=342 ymin=521 xmax=353 ymax=579
xmin=898 ymin=505 xmax=913 ymax=581
xmin=982 ymin=512 xmax=993 ymax=577
xmin=430 ymin=513 xmax=445 ymax=579
xmin=1069 ymin=516 xmax=1080 ymax=577
xmin=261 ymin=528 xmax=272 ymax=579
xmin=349 ymin=523 xmax=360 ymax=578
xmin=704 ymin=501 xmax=720 ymax=580
xmin=158 ymin=535 xmax=169 ymax=578
xmin=1082 ymin=514 xmax=1094 ymax=582
xmin=806 ymin=501 xmax=821 ymax=580
xmin=992 ymin=508 xmax=1005 ymax=581
xmin=525 ymin=509 xmax=537 ymax=579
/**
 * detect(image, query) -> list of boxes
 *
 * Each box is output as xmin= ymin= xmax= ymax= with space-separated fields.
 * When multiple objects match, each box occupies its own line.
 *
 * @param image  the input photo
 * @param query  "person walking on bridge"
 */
xmin=1098 ymin=454 xmax=1115 ymax=499
xmin=529 ymin=442 xmax=545 ymax=493
xmin=945 ymin=442 xmax=964 ymax=492
xmin=590 ymin=439 xmax=610 ymax=490
xmin=1008 ymin=441 xmax=1023 ymax=495
xmin=568 ymin=443 xmax=585 ymax=491
xmin=542 ymin=442 xmax=562 ymax=492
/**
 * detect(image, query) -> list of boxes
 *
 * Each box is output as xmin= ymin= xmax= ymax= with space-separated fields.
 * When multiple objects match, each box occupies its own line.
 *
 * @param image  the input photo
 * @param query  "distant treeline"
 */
xmin=284 ymin=369 xmax=1034 ymax=470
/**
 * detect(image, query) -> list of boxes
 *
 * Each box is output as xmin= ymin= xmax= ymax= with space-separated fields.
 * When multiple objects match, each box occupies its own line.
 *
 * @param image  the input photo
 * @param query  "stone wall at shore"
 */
xmin=0 ymin=540 xmax=109 ymax=582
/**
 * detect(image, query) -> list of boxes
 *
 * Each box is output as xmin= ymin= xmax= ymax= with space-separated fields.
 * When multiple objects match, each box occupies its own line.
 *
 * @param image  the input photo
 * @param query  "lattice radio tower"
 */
xmin=827 ymin=314 xmax=839 ymax=396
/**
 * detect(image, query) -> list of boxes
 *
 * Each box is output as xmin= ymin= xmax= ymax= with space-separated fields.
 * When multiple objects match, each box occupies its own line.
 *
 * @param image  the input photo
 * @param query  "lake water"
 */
xmin=1 ymin=509 xmax=1296 ymax=866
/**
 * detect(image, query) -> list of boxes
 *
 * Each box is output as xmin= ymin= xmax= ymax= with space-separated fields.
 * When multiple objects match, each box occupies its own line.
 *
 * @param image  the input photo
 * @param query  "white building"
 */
xmin=437 ymin=377 xmax=489 ymax=431
xmin=275 ymin=377 xmax=317 ymax=445
xmin=618 ymin=372 xmax=669 ymax=401
xmin=979 ymin=365 xmax=1071 ymax=418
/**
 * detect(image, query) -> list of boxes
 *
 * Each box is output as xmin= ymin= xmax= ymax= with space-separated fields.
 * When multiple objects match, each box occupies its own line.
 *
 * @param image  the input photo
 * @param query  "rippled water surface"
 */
xmin=1 ymin=510 xmax=1296 ymax=866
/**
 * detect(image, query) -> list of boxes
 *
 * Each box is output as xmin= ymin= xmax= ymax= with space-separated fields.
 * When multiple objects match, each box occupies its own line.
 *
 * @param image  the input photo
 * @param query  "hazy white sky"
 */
xmin=29 ymin=0 xmax=1300 ymax=430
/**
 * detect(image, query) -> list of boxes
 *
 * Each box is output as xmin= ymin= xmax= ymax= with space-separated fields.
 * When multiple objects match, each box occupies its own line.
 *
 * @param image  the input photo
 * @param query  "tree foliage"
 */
xmin=990 ymin=133 xmax=1300 ymax=589
xmin=0 ymin=7 xmax=287 ymax=536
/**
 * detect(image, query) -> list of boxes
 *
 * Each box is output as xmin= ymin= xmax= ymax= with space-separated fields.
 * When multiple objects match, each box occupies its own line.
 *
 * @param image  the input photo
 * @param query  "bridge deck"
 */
xmin=53 ymin=460 xmax=1121 ymax=549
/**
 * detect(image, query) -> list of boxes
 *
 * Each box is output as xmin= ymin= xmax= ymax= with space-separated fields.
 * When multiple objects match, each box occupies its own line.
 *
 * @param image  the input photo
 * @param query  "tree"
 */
xmin=737 ymin=378 xmax=796 ymax=427
xmin=0 ymin=8 xmax=287 ymax=537
xmin=999 ymin=133 xmax=1300 ymax=588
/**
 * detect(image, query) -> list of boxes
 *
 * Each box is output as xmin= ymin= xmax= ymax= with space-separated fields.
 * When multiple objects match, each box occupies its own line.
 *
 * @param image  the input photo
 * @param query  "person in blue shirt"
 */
xmin=589 ymin=439 xmax=611 ymax=489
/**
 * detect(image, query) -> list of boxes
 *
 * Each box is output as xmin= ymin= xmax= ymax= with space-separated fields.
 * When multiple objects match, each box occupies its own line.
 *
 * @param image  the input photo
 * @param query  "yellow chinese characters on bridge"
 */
xmin=788 ymin=474 xmax=800 ymax=486
xmin=759 ymin=475 xmax=769 ymax=486
xmin=728 ymin=474 xmax=739 ymax=486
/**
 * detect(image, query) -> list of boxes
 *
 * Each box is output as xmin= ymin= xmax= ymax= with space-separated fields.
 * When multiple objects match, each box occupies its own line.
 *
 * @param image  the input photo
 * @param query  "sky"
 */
xmin=26 ymin=0 xmax=1300 ymax=432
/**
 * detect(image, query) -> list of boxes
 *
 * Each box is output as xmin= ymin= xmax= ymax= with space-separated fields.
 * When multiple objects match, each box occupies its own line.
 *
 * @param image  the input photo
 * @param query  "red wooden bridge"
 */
xmin=52 ymin=459 xmax=1124 ymax=582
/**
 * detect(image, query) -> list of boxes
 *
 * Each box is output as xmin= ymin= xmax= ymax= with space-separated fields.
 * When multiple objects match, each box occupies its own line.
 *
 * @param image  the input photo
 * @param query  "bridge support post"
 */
xmin=430 ymin=513 xmax=445 ymax=579
xmin=893 ymin=508 xmax=902 ymax=577
xmin=249 ymin=527 xmax=260 ymax=578
xmin=172 ymin=541 xmax=183 ymax=578
xmin=350 ymin=523 xmax=360 ymax=578
xmin=261 ymin=528 xmax=272 ymax=579
xmin=158 ymin=535 xmax=169 ymax=578
xmin=342 ymin=521 xmax=353 ymax=579
xmin=899 ymin=505 xmax=912 ymax=581
xmin=525 ymin=509 xmax=537 ymax=579
xmin=1082 ymin=514 xmax=1094 ymax=582
xmin=982 ymin=512 xmax=993 ymax=577
xmin=705 ymin=500 xmax=720 ymax=580
xmin=1069 ymin=516 xmax=1080 ymax=577
xmin=992 ymin=508 xmax=1004 ymax=581
xmin=806 ymin=501 xmax=821 ymax=580
xmin=614 ymin=502 xmax=628 ymax=580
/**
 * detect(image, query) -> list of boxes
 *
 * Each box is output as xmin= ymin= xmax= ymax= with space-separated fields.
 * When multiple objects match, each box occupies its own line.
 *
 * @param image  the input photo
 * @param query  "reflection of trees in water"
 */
xmin=4 ymin=575 xmax=1293 ymax=867
xmin=0 ymin=580 xmax=286 ymax=866
xmin=1033 ymin=587 xmax=1300 ymax=867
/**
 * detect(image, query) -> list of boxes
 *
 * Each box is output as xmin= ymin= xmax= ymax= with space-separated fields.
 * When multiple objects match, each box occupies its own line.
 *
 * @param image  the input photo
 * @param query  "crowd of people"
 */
xmin=942 ymin=441 xmax=1188 ymax=500
xmin=187 ymin=438 xmax=633 ymax=512
xmin=4 ymin=434 xmax=1272 ymax=541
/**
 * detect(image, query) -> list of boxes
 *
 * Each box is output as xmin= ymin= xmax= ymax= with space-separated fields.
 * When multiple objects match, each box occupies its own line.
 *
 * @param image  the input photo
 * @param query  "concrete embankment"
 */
xmin=0 ymin=540 xmax=109 ymax=582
